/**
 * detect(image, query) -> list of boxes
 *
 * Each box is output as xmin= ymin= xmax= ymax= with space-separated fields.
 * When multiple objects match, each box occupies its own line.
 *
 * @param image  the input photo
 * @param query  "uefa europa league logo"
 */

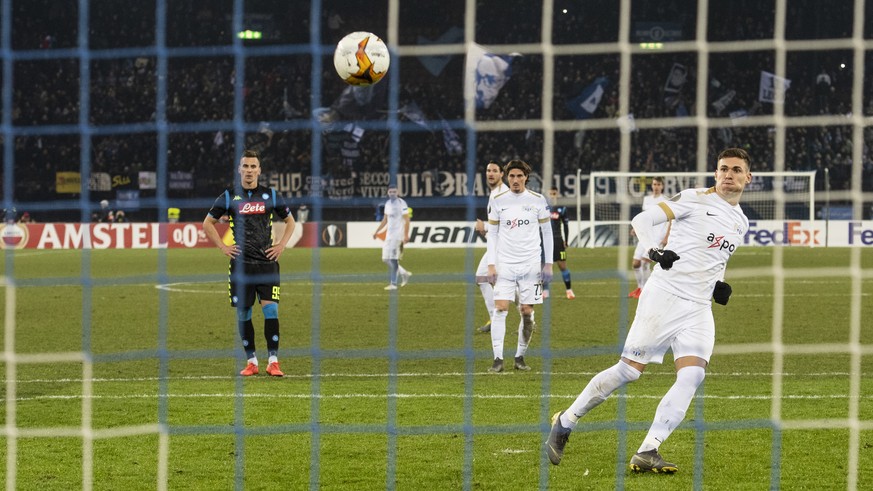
xmin=326 ymin=224 xmax=338 ymax=245
xmin=322 ymin=224 xmax=343 ymax=247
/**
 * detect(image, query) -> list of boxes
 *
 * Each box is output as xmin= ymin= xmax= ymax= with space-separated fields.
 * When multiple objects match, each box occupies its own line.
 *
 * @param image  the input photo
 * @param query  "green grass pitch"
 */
xmin=1 ymin=246 xmax=871 ymax=489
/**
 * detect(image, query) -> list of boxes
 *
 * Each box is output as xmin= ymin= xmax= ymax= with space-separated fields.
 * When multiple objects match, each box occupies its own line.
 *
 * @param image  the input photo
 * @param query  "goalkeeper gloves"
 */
xmin=713 ymin=280 xmax=732 ymax=305
xmin=648 ymin=248 xmax=680 ymax=271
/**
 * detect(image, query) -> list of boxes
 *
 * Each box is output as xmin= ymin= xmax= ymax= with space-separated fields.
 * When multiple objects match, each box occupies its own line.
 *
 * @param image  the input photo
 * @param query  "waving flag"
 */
xmin=398 ymin=101 xmax=432 ymax=130
xmin=464 ymin=43 xmax=513 ymax=109
xmin=417 ymin=27 xmax=464 ymax=77
xmin=566 ymin=76 xmax=609 ymax=119
xmin=759 ymin=71 xmax=791 ymax=103
xmin=440 ymin=117 xmax=463 ymax=156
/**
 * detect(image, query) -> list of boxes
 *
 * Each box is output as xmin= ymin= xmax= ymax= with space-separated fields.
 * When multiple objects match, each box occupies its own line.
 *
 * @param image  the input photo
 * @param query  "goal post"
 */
xmin=577 ymin=171 xmax=817 ymax=248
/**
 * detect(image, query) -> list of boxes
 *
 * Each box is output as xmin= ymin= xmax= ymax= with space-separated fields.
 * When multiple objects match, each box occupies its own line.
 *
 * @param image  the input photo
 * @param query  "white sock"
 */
xmin=248 ymin=357 xmax=258 ymax=366
xmin=490 ymin=309 xmax=508 ymax=360
xmin=562 ymin=361 xmax=641 ymax=429
xmin=478 ymin=283 xmax=495 ymax=321
xmin=515 ymin=313 xmax=533 ymax=357
xmin=268 ymin=355 xmax=278 ymax=364
xmin=638 ymin=365 xmax=705 ymax=453
xmin=633 ymin=266 xmax=644 ymax=289
xmin=641 ymin=262 xmax=651 ymax=287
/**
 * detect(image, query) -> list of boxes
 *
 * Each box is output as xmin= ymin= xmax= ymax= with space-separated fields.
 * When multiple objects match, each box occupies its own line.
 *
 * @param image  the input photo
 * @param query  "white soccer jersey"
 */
xmin=383 ymin=197 xmax=409 ymax=241
xmin=634 ymin=187 xmax=749 ymax=304
xmin=476 ymin=182 xmax=509 ymax=277
xmin=642 ymin=194 xmax=670 ymax=243
xmin=490 ymin=182 xmax=509 ymax=199
xmin=487 ymin=189 xmax=551 ymax=266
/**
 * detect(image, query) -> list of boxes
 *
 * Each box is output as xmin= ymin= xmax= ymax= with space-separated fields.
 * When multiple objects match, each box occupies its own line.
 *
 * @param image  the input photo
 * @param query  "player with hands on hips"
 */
xmin=545 ymin=148 xmax=751 ymax=473
xmin=202 ymin=149 xmax=296 ymax=378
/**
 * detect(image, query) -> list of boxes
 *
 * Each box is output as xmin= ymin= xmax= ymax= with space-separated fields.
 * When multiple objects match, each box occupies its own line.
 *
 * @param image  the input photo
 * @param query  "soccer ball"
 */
xmin=333 ymin=31 xmax=390 ymax=86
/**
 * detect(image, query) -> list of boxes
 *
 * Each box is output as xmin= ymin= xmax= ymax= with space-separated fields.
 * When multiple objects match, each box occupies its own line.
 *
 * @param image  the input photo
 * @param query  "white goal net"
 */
xmin=578 ymin=171 xmax=817 ymax=247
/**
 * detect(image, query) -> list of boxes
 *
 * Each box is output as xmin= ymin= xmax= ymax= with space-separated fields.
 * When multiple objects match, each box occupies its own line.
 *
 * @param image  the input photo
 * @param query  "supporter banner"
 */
xmin=138 ymin=171 xmax=157 ymax=190
xmin=56 ymin=172 xmax=81 ymax=194
xmin=663 ymin=63 xmax=687 ymax=95
xmin=759 ymin=71 xmax=792 ymax=103
xmin=0 ymin=222 xmax=320 ymax=250
xmin=266 ymin=171 xmax=586 ymax=198
xmin=89 ymin=172 xmax=112 ymax=192
xmin=169 ymin=171 xmax=194 ymax=190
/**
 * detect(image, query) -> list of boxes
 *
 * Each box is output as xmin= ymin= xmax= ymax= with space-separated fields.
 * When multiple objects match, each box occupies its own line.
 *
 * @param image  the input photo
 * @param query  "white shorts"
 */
xmin=621 ymin=284 xmax=714 ymax=365
xmin=382 ymin=240 xmax=402 ymax=261
xmin=494 ymin=259 xmax=543 ymax=305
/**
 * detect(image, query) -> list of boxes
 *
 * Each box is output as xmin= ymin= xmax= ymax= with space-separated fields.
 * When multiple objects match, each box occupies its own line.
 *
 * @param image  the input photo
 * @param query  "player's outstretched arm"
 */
xmin=647 ymin=248 xmax=680 ymax=270
xmin=631 ymin=206 xmax=670 ymax=253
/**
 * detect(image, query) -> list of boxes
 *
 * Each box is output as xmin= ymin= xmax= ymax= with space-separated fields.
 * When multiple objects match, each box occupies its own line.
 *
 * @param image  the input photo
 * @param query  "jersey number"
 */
xmin=271 ymin=286 xmax=280 ymax=300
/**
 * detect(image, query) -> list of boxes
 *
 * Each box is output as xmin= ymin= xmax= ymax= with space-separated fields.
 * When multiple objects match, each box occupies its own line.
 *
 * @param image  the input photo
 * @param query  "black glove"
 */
xmin=648 ymin=248 xmax=680 ymax=270
xmin=713 ymin=280 xmax=732 ymax=305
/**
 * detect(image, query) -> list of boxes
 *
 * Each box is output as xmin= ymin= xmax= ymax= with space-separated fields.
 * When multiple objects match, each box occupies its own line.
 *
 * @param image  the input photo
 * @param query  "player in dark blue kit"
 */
xmin=202 ymin=150 xmax=297 ymax=377
xmin=544 ymin=187 xmax=575 ymax=299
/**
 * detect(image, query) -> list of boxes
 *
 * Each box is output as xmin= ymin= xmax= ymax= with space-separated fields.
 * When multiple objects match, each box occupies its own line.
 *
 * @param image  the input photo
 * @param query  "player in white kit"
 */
xmin=629 ymin=176 xmax=671 ymax=298
xmin=373 ymin=185 xmax=411 ymax=290
xmin=546 ymin=148 xmax=752 ymax=474
xmin=485 ymin=160 xmax=553 ymax=373
xmin=474 ymin=161 xmax=509 ymax=333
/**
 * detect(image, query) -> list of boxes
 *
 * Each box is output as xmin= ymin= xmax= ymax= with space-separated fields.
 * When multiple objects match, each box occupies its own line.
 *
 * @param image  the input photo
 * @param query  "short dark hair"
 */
xmin=504 ymin=159 xmax=531 ymax=177
xmin=652 ymin=176 xmax=664 ymax=184
xmin=487 ymin=160 xmax=503 ymax=173
xmin=242 ymin=149 xmax=260 ymax=160
xmin=717 ymin=147 xmax=750 ymax=170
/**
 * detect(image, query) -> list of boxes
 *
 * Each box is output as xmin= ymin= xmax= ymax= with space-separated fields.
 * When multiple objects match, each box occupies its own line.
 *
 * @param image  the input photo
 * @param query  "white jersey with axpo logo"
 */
xmin=487 ymin=189 xmax=551 ymax=266
xmin=644 ymin=187 xmax=749 ymax=303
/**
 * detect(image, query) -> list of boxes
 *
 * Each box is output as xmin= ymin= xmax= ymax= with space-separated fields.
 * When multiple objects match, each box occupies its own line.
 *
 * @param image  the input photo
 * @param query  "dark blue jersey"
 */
xmin=208 ymin=184 xmax=290 ymax=264
xmin=550 ymin=206 xmax=569 ymax=243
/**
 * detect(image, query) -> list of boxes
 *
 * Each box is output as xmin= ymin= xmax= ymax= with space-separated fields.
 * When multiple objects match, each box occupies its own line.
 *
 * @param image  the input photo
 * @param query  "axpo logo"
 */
xmin=505 ymin=218 xmax=532 ymax=230
xmin=706 ymin=232 xmax=737 ymax=253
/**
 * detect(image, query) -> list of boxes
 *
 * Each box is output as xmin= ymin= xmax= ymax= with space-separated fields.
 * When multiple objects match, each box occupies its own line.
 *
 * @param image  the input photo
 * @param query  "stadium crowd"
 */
xmin=7 ymin=0 xmax=873 ymax=221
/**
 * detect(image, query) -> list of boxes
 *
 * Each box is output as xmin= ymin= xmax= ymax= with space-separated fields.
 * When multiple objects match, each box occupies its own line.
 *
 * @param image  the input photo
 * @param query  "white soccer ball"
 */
xmin=333 ymin=31 xmax=390 ymax=86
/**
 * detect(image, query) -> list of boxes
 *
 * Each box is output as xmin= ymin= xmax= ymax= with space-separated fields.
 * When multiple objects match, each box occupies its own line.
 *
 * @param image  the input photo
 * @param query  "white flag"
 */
xmin=759 ymin=71 xmax=791 ymax=103
xmin=711 ymin=89 xmax=736 ymax=114
xmin=664 ymin=63 xmax=687 ymax=94
xmin=464 ymin=43 xmax=513 ymax=109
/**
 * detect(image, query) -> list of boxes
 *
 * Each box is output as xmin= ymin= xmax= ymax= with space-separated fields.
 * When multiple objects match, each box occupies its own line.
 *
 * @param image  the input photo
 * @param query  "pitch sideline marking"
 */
xmin=7 ymin=392 xmax=870 ymax=403
xmin=8 ymin=369 xmax=866 ymax=384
